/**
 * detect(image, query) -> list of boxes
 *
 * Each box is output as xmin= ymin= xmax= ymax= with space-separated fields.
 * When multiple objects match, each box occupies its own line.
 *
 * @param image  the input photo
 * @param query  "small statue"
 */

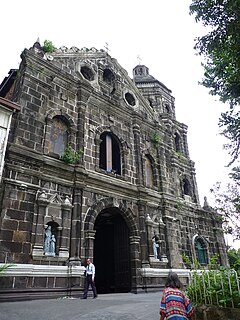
xmin=44 ymin=226 xmax=52 ymax=255
xmin=203 ymin=196 xmax=211 ymax=210
xmin=152 ymin=235 xmax=160 ymax=260
xmin=50 ymin=235 xmax=56 ymax=256
xmin=44 ymin=226 xmax=56 ymax=256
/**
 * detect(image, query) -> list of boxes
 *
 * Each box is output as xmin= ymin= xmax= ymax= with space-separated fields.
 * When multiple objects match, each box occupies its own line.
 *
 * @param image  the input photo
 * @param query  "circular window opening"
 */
xmin=125 ymin=92 xmax=136 ymax=106
xmin=103 ymin=69 xmax=115 ymax=84
xmin=80 ymin=66 xmax=94 ymax=81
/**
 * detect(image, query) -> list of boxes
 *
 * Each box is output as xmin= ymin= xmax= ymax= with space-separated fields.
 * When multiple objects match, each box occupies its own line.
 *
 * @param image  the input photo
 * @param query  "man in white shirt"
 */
xmin=82 ymin=258 xmax=98 ymax=299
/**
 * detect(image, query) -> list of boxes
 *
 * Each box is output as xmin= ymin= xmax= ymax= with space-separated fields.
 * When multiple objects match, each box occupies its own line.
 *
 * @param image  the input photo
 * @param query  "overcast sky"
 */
xmin=1 ymin=0 xmax=231 ymax=206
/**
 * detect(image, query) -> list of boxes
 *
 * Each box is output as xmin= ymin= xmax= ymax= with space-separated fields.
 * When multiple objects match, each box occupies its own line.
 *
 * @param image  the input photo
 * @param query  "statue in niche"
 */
xmin=152 ymin=235 xmax=160 ymax=260
xmin=44 ymin=225 xmax=56 ymax=256
xmin=50 ymin=234 xmax=56 ymax=256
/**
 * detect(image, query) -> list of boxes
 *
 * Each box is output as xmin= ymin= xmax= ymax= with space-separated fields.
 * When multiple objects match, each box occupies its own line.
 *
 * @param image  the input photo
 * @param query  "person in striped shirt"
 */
xmin=160 ymin=272 xmax=194 ymax=320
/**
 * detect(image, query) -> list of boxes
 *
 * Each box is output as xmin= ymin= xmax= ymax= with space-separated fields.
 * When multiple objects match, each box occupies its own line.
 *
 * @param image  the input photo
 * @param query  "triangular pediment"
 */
xmin=49 ymin=193 xmax=63 ymax=204
xmin=44 ymin=46 xmax=156 ymax=122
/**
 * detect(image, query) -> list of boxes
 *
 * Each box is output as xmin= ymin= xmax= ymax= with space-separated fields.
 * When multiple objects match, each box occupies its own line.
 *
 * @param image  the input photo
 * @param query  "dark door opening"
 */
xmin=94 ymin=208 xmax=131 ymax=294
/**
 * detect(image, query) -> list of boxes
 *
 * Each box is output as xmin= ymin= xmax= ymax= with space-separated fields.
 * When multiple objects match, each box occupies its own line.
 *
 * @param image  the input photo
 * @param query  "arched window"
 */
xmin=183 ymin=177 xmax=191 ymax=196
xmin=49 ymin=116 xmax=68 ymax=157
xmin=195 ymin=238 xmax=208 ymax=265
xmin=145 ymin=155 xmax=154 ymax=188
xmin=100 ymin=132 xmax=121 ymax=175
xmin=103 ymin=69 xmax=115 ymax=85
xmin=174 ymin=133 xmax=181 ymax=152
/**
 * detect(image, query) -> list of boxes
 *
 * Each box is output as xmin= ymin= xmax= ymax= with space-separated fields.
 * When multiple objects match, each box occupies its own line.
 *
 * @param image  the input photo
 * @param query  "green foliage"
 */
xmin=219 ymin=110 xmax=240 ymax=166
xmin=176 ymin=151 xmax=184 ymax=161
xmin=210 ymin=180 xmax=240 ymax=240
xmin=176 ymin=197 xmax=184 ymax=212
xmin=189 ymin=0 xmax=240 ymax=166
xmin=208 ymin=254 xmax=220 ymax=270
xmin=42 ymin=40 xmax=56 ymax=53
xmin=152 ymin=132 xmax=161 ymax=147
xmin=186 ymin=255 xmax=240 ymax=308
xmin=60 ymin=145 xmax=83 ymax=164
xmin=182 ymin=253 xmax=192 ymax=269
xmin=0 ymin=263 xmax=14 ymax=275
xmin=228 ymin=248 xmax=240 ymax=273
xmin=189 ymin=0 xmax=240 ymax=107
xmin=193 ymin=257 xmax=203 ymax=270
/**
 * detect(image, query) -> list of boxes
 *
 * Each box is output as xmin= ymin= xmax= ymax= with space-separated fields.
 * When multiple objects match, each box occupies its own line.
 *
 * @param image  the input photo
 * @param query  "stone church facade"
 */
xmin=0 ymin=41 xmax=228 ymax=300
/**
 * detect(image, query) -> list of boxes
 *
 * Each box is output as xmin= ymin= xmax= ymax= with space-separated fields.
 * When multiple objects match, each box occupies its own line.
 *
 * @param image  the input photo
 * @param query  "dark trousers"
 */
xmin=83 ymin=275 xmax=97 ymax=298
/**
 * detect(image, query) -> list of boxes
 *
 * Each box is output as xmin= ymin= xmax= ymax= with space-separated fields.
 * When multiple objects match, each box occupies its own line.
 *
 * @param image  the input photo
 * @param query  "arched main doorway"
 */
xmin=94 ymin=207 xmax=131 ymax=294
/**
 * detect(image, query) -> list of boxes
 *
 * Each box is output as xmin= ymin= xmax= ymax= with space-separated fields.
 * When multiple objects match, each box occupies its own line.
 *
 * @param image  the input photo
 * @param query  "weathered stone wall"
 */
xmin=0 ymin=43 xmax=228 ymax=299
xmin=0 ymin=264 xmax=85 ymax=302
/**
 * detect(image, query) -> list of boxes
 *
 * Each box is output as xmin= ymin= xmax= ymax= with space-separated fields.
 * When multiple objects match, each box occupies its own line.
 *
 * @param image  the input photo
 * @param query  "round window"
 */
xmin=80 ymin=66 xmax=94 ymax=81
xmin=125 ymin=92 xmax=135 ymax=106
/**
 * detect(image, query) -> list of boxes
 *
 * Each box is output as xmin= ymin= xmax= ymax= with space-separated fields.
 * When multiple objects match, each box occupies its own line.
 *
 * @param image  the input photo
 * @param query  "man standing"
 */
xmin=82 ymin=258 xmax=98 ymax=299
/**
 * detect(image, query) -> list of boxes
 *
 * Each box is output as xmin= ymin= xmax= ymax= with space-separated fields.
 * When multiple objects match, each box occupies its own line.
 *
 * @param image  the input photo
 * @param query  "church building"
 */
xmin=0 ymin=41 xmax=228 ymax=301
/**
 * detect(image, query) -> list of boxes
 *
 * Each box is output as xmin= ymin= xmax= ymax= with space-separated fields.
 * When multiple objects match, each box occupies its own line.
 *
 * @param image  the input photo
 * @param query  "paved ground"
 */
xmin=0 ymin=292 xmax=162 ymax=320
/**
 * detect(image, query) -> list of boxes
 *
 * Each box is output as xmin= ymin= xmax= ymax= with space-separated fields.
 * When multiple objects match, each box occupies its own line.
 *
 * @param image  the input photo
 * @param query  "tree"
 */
xmin=189 ymin=0 xmax=240 ymax=106
xmin=219 ymin=109 xmax=240 ymax=165
xmin=189 ymin=0 xmax=240 ymax=164
xmin=190 ymin=1 xmax=240 ymax=240
xmin=210 ymin=175 xmax=240 ymax=240
xmin=228 ymin=248 xmax=240 ymax=272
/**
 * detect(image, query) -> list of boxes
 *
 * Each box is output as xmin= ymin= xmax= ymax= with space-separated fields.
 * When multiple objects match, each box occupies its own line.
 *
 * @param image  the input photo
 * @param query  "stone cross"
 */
xmin=137 ymin=55 xmax=142 ymax=65
xmin=104 ymin=42 xmax=110 ymax=54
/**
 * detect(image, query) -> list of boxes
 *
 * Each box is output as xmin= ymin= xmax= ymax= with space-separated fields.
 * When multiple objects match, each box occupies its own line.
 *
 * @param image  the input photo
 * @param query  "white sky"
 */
xmin=0 ymin=1 xmax=232 ymax=206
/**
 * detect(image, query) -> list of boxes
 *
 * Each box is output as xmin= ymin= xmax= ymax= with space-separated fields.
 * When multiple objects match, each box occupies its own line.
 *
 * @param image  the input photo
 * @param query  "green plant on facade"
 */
xmin=60 ymin=145 xmax=83 ymax=164
xmin=182 ymin=253 xmax=192 ymax=269
xmin=176 ymin=151 xmax=184 ymax=162
xmin=0 ymin=263 xmax=14 ymax=275
xmin=152 ymin=132 xmax=161 ymax=147
xmin=42 ymin=40 xmax=56 ymax=53
xmin=176 ymin=197 xmax=184 ymax=212
xmin=186 ymin=254 xmax=240 ymax=308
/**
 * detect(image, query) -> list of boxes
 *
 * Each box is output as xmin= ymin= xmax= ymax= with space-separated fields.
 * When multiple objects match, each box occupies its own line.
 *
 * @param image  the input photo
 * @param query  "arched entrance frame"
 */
xmin=83 ymin=197 xmax=141 ymax=293
xmin=192 ymin=234 xmax=209 ymax=267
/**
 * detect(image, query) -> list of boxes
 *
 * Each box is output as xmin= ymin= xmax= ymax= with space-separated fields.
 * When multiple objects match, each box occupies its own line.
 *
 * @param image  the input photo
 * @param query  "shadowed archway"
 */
xmin=94 ymin=207 xmax=131 ymax=293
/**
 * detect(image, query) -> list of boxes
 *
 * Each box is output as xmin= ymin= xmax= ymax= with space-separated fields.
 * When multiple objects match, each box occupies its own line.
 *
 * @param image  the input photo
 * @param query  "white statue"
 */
xmin=152 ymin=236 xmax=159 ymax=259
xmin=44 ymin=226 xmax=56 ymax=256
xmin=44 ymin=226 xmax=52 ymax=255
xmin=50 ymin=235 xmax=56 ymax=256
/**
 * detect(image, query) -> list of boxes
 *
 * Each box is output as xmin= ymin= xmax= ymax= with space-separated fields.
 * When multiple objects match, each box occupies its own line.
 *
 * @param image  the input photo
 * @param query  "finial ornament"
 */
xmin=104 ymin=42 xmax=110 ymax=54
xmin=203 ymin=196 xmax=210 ymax=210
xmin=137 ymin=55 xmax=142 ymax=65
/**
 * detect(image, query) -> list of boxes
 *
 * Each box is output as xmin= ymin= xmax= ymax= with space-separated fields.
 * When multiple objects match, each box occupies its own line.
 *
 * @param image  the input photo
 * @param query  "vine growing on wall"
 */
xmin=152 ymin=132 xmax=161 ymax=147
xmin=176 ymin=197 xmax=184 ymax=212
xmin=60 ymin=145 xmax=83 ymax=164
xmin=182 ymin=253 xmax=192 ymax=269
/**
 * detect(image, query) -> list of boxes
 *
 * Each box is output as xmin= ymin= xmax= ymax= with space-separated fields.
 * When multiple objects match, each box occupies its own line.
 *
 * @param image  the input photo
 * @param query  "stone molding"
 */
xmin=141 ymin=267 xmax=191 ymax=278
xmin=0 ymin=263 xmax=85 ymax=277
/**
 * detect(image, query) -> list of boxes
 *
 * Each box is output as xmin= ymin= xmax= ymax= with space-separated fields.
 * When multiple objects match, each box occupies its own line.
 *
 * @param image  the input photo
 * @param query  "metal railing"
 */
xmin=188 ymin=269 xmax=240 ymax=308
